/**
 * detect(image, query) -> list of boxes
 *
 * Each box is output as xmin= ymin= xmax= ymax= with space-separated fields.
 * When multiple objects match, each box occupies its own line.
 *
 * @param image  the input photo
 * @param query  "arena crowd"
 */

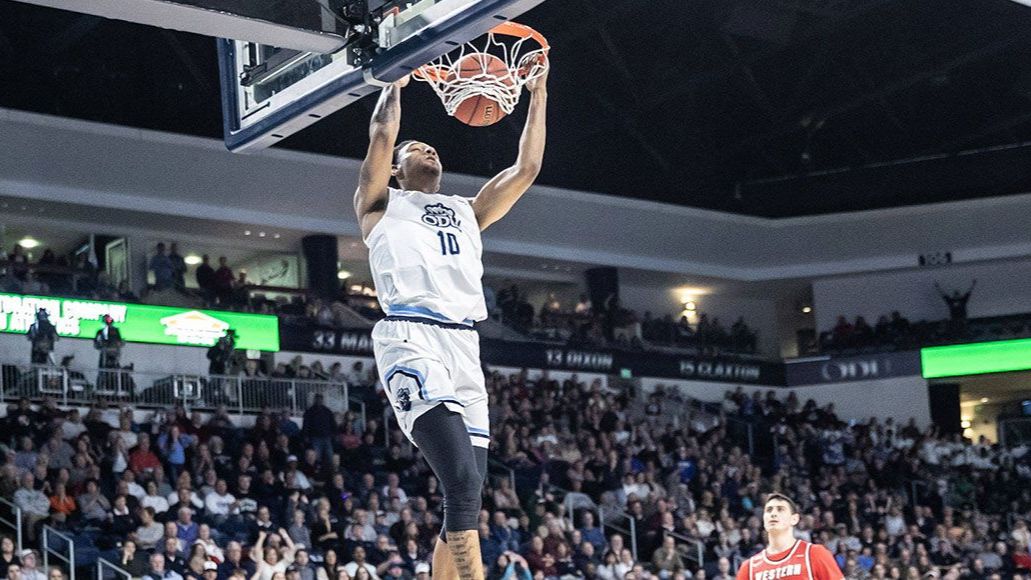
xmin=0 ymin=369 xmax=1028 ymax=580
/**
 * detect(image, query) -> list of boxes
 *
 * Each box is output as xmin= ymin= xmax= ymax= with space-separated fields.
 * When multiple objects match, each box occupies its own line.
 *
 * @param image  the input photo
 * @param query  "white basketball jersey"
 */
xmin=365 ymin=187 xmax=487 ymax=325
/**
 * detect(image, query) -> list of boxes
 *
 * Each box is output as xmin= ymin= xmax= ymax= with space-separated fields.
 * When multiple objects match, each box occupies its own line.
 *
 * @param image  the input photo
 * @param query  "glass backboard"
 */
xmin=218 ymin=0 xmax=547 ymax=153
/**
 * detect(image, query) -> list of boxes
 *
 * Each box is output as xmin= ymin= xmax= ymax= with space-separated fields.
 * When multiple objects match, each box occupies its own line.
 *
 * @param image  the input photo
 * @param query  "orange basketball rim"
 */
xmin=412 ymin=21 xmax=550 ymax=121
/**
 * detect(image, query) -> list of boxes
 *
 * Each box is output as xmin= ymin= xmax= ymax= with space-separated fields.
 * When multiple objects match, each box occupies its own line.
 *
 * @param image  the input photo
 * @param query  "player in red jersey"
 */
xmin=737 ymin=493 xmax=844 ymax=580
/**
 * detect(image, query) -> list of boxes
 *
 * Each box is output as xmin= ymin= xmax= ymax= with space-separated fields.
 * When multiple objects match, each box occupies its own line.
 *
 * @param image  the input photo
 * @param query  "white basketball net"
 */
xmin=414 ymin=22 xmax=549 ymax=118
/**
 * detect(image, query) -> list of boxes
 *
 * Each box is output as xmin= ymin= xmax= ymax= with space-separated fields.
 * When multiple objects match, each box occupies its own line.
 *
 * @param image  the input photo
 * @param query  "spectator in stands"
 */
xmin=935 ymin=280 xmax=977 ymax=336
xmin=342 ymin=547 xmax=378 ymax=580
xmin=7 ymin=245 xmax=29 ymax=281
xmin=118 ymin=279 xmax=139 ymax=302
xmin=253 ymin=530 xmax=297 ymax=580
xmin=214 ymin=257 xmax=234 ymax=306
xmin=119 ymin=539 xmax=149 ymax=577
xmin=77 ymin=478 xmax=110 ymax=524
xmin=146 ymin=553 xmax=184 ymax=580
xmin=195 ymin=255 xmax=216 ymax=305
xmin=48 ymin=481 xmax=76 ymax=521
xmin=137 ymin=506 xmax=165 ymax=549
xmin=159 ymin=426 xmax=196 ymax=482
xmin=169 ymin=243 xmax=187 ymax=289
xmin=16 ymin=551 xmax=43 ymax=580
xmin=0 ymin=536 xmax=18 ymax=579
xmin=302 ymin=394 xmax=337 ymax=475
xmin=95 ymin=272 xmax=118 ymax=301
xmin=204 ymin=479 xmax=237 ymax=526
xmin=21 ymin=272 xmax=48 ymax=296
xmin=26 ymin=308 xmax=57 ymax=365
xmin=130 ymin=434 xmax=162 ymax=474
xmin=151 ymin=243 xmax=176 ymax=291
xmin=93 ymin=314 xmax=124 ymax=369
xmin=13 ymin=474 xmax=48 ymax=542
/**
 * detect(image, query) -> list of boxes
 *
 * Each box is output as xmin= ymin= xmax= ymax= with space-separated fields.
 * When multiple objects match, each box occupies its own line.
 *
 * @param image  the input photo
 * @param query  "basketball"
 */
xmin=451 ymin=53 xmax=512 ymax=127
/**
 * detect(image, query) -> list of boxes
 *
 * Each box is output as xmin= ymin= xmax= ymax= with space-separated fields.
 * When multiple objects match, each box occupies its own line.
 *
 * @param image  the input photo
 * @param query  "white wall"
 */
xmin=792 ymin=376 xmax=931 ymax=427
xmin=813 ymin=257 xmax=1031 ymax=331
xmin=489 ymin=365 xmax=609 ymax=388
xmin=620 ymin=284 xmax=780 ymax=356
xmin=639 ymin=375 xmax=932 ymax=428
xmin=0 ymin=332 xmax=209 ymax=375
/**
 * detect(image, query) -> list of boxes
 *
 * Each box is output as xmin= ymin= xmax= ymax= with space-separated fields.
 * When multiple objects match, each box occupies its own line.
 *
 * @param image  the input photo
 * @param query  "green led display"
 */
xmin=0 ymin=293 xmax=279 ymax=351
xmin=921 ymin=337 xmax=1031 ymax=378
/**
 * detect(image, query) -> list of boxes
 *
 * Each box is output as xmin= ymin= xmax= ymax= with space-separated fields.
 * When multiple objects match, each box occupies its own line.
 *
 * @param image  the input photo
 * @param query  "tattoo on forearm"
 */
xmin=372 ymin=88 xmax=400 ymax=124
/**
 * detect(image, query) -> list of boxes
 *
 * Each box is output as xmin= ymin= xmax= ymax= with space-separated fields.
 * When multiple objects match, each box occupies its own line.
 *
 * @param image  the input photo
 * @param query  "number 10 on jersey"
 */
xmin=437 ymin=231 xmax=461 ymax=255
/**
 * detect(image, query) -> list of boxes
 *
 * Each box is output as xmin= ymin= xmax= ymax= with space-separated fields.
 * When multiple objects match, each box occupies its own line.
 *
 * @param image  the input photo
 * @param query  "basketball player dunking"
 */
xmin=737 ymin=494 xmax=844 ymax=580
xmin=354 ymin=68 xmax=548 ymax=580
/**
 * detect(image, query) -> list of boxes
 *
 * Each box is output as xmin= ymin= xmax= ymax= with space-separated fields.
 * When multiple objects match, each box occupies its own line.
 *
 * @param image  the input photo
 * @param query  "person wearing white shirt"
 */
xmin=204 ymin=480 xmax=238 ymax=522
xmin=342 ymin=547 xmax=379 ymax=580
xmin=251 ymin=530 xmax=297 ymax=580
xmin=380 ymin=473 xmax=408 ymax=505
xmin=194 ymin=524 xmax=224 ymax=563
xmin=61 ymin=410 xmax=88 ymax=441
xmin=142 ymin=481 xmax=171 ymax=515
xmin=120 ymin=470 xmax=147 ymax=501
xmin=169 ymin=487 xmax=205 ymax=513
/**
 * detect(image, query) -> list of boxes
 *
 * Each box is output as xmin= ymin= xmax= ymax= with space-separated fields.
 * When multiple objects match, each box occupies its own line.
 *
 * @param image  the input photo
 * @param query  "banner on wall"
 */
xmin=921 ymin=337 xmax=1031 ymax=378
xmin=0 ymin=293 xmax=279 ymax=351
xmin=785 ymin=351 xmax=921 ymax=385
xmin=278 ymin=322 xmax=783 ymax=383
xmin=279 ymin=324 xmax=375 ymax=356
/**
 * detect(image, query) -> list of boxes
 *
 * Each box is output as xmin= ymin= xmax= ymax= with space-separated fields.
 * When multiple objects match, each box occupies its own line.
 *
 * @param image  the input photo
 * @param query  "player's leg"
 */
xmin=411 ymin=404 xmax=485 ymax=580
xmin=432 ymin=443 xmax=488 ymax=579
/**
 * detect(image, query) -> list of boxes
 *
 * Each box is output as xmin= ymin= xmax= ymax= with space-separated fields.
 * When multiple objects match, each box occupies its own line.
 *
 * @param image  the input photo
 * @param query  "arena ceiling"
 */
xmin=4 ymin=0 xmax=1031 ymax=217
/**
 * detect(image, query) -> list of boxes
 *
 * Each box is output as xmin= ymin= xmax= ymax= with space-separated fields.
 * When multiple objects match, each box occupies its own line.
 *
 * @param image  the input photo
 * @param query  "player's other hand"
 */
xmin=525 ymin=59 xmax=549 ymax=94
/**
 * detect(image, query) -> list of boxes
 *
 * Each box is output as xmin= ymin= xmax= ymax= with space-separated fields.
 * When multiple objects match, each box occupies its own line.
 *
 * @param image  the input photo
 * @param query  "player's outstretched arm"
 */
xmin=355 ymin=77 xmax=408 ymax=239
xmin=472 ymin=66 xmax=549 ymax=231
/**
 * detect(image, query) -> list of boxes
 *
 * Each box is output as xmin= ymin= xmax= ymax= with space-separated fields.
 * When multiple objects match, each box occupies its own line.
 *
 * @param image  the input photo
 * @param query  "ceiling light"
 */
xmin=683 ymin=301 xmax=697 ymax=312
xmin=244 ymin=230 xmax=251 ymax=236
xmin=802 ymin=306 xmax=812 ymax=314
xmin=258 ymin=232 xmax=266 ymax=237
xmin=184 ymin=255 xmax=202 ymax=265
xmin=273 ymin=233 xmax=281 ymax=239
xmin=960 ymin=420 xmax=971 ymax=429
xmin=337 ymin=269 xmax=351 ymax=280
xmin=980 ymin=397 xmax=989 ymax=403
xmin=17 ymin=237 xmax=39 ymax=249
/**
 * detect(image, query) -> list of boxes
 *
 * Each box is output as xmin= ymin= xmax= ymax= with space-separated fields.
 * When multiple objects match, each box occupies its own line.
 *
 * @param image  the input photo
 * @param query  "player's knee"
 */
xmin=442 ymin=465 xmax=482 ymax=531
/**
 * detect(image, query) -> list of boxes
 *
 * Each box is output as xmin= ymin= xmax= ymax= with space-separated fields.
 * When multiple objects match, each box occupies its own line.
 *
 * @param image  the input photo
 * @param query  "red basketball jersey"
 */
xmin=735 ymin=540 xmax=844 ymax=580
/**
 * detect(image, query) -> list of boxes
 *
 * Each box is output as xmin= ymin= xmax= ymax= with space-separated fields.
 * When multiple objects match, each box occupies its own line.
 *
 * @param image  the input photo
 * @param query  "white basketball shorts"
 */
xmin=372 ymin=317 xmax=489 ymax=449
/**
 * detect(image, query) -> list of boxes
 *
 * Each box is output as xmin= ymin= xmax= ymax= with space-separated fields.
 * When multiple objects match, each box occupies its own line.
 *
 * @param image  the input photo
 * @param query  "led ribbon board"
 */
xmin=0 ymin=293 xmax=279 ymax=351
xmin=921 ymin=337 xmax=1031 ymax=378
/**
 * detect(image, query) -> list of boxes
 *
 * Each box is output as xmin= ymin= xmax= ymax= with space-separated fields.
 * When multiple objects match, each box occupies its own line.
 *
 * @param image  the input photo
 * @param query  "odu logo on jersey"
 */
xmin=421 ymin=203 xmax=461 ymax=229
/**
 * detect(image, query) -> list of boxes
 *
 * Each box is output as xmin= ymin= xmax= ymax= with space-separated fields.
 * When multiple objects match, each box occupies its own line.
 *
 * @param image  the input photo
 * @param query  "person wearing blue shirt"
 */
xmin=578 ymin=511 xmax=606 ymax=554
xmin=149 ymin=243 xmax=175 ymax=291
xmin=158 ymin=426 xmax=195 ymax=482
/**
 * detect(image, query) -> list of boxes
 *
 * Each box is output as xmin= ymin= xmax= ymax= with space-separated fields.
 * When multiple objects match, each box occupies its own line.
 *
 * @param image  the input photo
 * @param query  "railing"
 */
xmin=0 ymin=497 xmax=22 ymax=553
xmin=664 ymin=529 xmax=705 ymax=567
xmin=0 ymin=363 xmax=351 ymax=417
xmin=42 ymin=525 xmax=75 ymax=580
xmin=348 ymin=397 xmax=367 ymax=434
xmin=724 ymin=415 xmax=756 ymax=457
xmin=598 ymin=505 xmax=638 ymax=562
xmin=96 ymin=558 xmax=132 ymax=580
